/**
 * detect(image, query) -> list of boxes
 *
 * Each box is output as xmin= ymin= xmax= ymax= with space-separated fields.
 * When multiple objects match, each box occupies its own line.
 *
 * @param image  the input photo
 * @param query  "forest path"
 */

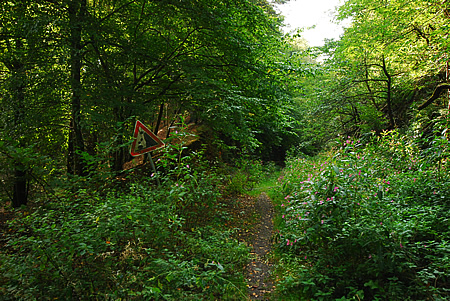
xmin=245 ymin=192 xmax=275 ymax=300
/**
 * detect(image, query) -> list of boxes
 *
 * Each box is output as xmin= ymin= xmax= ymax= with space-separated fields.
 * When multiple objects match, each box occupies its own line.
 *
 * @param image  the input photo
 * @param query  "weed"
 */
xmin=274 ymin=132 xmax=450 ymax=300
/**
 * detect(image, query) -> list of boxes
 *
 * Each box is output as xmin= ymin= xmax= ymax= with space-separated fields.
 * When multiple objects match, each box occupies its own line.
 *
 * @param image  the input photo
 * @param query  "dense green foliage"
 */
xmin=0 ymin=0 xmax=306 ymax=207
xmin=293 ymin=0 xmax=450 ymax=154
xmin=270 ymin=4 xmax=450 ymax=297
xmin=2 ymin=0 xmax=450 ymax=299
xmin=274 ymin=131 xmax=450 ymax=300
xmin=0 ymin=131 xmax=260 ymax=300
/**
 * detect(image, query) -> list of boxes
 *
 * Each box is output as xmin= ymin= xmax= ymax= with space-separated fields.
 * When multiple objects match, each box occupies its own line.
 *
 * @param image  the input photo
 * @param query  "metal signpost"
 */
xmin=130 ymin=120 xmax=165 ymax=187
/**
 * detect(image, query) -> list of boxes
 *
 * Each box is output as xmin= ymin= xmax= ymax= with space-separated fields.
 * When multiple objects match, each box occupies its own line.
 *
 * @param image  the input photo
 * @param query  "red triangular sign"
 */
xmin=130 ymin=120 xmax=165 ymax=156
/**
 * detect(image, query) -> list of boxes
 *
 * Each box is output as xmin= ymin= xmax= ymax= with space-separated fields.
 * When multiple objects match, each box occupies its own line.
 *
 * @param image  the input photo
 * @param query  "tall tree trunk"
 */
xmin=381 ymin=55 xmax=395 ymax=129
xmin=67 ymin=0 xmax=87 ymax=175
xmin=12 ymin=79 xmax=28 ymax=207
xmin=11 ymin=75 xmax=28 ymax=207
xmin=112 ymin=105 xmax=128 ymax=172
xmin=7 ymin=37 xmax=28 ymax=207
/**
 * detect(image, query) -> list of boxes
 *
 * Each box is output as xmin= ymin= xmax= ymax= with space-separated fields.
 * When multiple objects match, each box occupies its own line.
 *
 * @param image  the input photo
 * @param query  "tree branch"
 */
xmin=353 ymin=78 xmax=389 ymax=83
xmin=418 ymin=84 xmax=450 ymax=110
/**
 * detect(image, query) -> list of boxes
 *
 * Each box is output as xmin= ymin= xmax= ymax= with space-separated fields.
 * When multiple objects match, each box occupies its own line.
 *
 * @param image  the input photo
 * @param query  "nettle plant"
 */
xmin=275 ymin=132 xmax=450 ymax=300
xmin=154 ymin=123 xmax=223 ymax=226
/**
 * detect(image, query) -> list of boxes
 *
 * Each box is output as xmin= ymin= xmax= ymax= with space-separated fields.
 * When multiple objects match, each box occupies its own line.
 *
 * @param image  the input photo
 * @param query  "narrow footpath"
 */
xmin=246 ymin=192 xmax=275 ymax=300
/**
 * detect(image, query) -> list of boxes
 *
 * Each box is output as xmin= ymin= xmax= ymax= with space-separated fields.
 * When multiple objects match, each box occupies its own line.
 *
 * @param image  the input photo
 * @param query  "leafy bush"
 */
xmin=0 ymin=128 xmax=249 ymax=300
xmin=222 ymin=158 xmax=266 ymax=196
xmin=274 ymin=131 xmax=450 ymax=300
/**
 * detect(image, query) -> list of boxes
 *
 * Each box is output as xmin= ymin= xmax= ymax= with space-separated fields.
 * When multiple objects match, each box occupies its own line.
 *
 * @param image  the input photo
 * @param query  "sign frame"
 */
xmin=130 ymin=120 xmax=165 ymax=156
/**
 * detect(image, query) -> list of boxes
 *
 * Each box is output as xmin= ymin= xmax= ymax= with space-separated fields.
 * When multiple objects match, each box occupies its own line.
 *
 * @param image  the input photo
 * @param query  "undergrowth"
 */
xmin=0 ymin=128 xmax=253 ymax=300
xmin=273 ymin=130 xmax=450 ymax=300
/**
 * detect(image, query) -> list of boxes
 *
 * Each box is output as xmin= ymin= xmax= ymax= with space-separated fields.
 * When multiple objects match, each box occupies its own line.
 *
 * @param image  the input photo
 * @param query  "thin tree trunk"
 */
xmin=381 ymin=55 xmax=395 ymax=129
xmin=67 ymin=0 xmax=87 ymax=176
xmin=12 ymin=94 xmax=28 ymax=207
xmin=12 ymin=167 xmax=28 ymax=208
xmin=112 ymin=106 xmax=128 ymax=172
xmin=9 ymin=37 xmax=28 ymax=207
xmin=154 ymin=101 xmax=165 ymax=135
xmin=363 ymin=57 xmax=380 ymax=111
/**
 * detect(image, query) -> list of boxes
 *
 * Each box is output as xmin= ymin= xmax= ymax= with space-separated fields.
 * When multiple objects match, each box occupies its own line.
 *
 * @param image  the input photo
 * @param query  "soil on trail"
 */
xmin=245 ymin=192 xmax=275 ymax=300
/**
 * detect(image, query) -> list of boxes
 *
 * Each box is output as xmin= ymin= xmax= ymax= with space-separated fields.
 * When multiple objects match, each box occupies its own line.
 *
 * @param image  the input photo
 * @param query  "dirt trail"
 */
xmin=246 ymin=192 xmax=275 ymax=300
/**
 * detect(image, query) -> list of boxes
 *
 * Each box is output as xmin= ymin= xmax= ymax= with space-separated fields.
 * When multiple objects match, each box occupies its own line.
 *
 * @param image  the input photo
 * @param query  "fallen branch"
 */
xmin=418 ymin=84 xmax=450 ymax=110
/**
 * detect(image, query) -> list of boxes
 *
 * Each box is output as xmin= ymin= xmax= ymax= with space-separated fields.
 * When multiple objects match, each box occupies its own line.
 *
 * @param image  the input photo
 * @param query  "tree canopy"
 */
xmin=1 ymin=0 xmax=449 ymax=200
xmin=1 ymin=0 xmax=309 ymax=206
xmin=295 ymin=0 xmax=450 ymax=144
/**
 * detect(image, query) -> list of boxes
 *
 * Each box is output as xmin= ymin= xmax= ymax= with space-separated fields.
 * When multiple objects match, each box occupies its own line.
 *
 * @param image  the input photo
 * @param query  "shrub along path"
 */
xmin=245 ymin=192 xmax=275 ymax=300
